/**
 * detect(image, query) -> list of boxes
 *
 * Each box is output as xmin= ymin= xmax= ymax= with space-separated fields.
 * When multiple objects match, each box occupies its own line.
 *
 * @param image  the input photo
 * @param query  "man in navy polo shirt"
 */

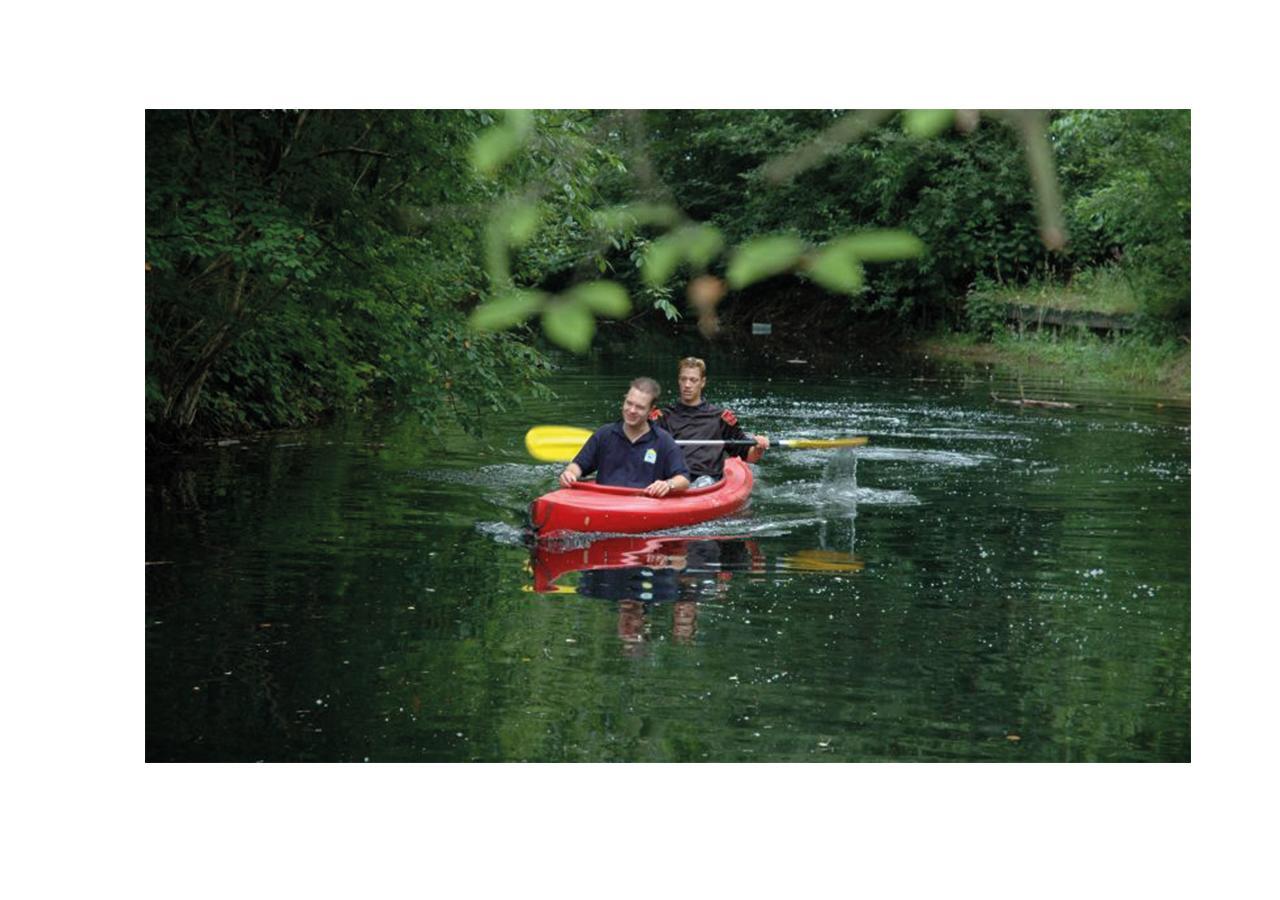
xmin=559 ymin=377 xmax=691 ymax=497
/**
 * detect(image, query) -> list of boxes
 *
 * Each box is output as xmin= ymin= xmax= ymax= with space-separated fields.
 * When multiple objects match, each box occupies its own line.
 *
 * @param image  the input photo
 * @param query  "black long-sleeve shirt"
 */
xmin=650 ymin=400 xmax=754 ymax=479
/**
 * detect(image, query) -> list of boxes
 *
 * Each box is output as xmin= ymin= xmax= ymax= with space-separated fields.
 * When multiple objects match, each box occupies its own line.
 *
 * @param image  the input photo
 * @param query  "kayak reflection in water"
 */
xmin=529 ymin=534 xmax=864 ymax=594
xmin=529 ymin=534 xmax=864 ymax=651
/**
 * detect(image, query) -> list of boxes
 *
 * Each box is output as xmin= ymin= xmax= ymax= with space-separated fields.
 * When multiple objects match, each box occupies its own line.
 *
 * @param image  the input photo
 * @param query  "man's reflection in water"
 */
xmin=579 ymin=565 xmax=677 ymax=657
xmin=574 ymin=540 xmax=762 ymax=654
xmin=671 ymin=599 xmax=698 ymax=644
xmin=612 ymin=595 xmax=697 ymax=652
xmin=616 ymin=599 xmax=648 ymax=652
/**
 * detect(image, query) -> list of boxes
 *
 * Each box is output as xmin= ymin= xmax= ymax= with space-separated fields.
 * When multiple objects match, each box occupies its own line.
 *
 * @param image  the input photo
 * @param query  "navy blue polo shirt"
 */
xmin=572 ymin=422 xmax=690 ymax=488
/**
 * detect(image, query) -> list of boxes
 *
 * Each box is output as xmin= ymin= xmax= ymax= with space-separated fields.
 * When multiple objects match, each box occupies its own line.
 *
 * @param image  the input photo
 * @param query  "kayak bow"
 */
xmin=528 ymin=456 xmax=753 ymax=539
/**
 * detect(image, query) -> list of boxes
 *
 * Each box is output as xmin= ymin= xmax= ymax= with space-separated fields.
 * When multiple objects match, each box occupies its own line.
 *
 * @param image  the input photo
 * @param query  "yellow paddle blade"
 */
xmin=525 ymin=425 xmax=595 ymax=462
xmin=780 ymin=436 xmax=869 ymax=450
xmin=522 ymin=583 xmax=578 ymax=594
xmin=781 ymin=550 xmax=866 ymax=573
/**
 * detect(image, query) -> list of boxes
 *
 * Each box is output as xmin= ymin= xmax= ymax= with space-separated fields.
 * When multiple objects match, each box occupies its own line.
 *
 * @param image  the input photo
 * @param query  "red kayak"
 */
xmin=528 ymin=457 xmax=753 ymax=539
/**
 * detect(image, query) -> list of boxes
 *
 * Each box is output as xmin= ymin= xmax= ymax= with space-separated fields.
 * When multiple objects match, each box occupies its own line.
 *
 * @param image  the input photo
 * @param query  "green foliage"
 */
xmin=469 ymin=289 xmax=547 ymax=332
xmin=641 ymin=232 xmax=688 ymax=287
xmin=148 ymin=108 xmax=1190 ymax=444
xmin=652 ymin=109 xmax=1185 ymax=328
xmin=564 ymin=280 xmax=631 ymax=318
xmin=468 ymin=281 xmax=630 ymax=352
xmin=831 ymin=230 xmax=926 ymax=262
xmin=592 ymin=203 xmax=681 ymax=231
xmin=800 ymin=231 xmax=925 ymax=296
xmin=637 ymin=111 xmax=1053 ymax=322
xmin=470 ymin=110 xmax=534 ymax=175
xmin=650 ymin=293 xmax=681 ymax=321
xmin=726 ymin=235 xmax=808 ymax=288
xmin=1053 ymin=110 xmax=1190 ymax=320
xmin=964 ymin=280 xmax=1010 ymax=338
xmin=902 ymin=109 xmax=954 ymax=139
xmin=502 ymin=202 xmax=544 ymax=246
xmin=541 ymin=300 xmax=596 ymax=353
xmin=472 ymin=108 xmax=1171 ymax=344
xmin=146 ymin=110 xmax=557 ymax=443
xmin=624 ymin=238 xmax=681 ymax=319
xmin=639 ymin=224 xmax=725 ymax=287
xmin=804 ymin=244 xmax=866 ymax=295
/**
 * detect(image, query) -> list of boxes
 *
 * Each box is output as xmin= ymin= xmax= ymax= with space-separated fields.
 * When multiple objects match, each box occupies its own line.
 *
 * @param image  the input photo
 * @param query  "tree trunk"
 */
xmin=162 ymin=269 xmax=250 ymax=431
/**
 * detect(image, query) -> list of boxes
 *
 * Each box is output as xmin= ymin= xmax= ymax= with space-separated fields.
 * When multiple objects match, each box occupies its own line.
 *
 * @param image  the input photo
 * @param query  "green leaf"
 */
xmin=564 ymin=281 xmax=631 ymax=318
xmin=654 ymin=298 xmax=681 ymax=321
xmin=643 ymin=234 xmax=684 ymax=287
xmin=542 ymin=301 xmax=596 ymax=353
xmin=592 ymin=203 xmax=680 ymax=231
xmin=504 ymin=204 xmax=543 ymax=246
xmin=468 ymin=290 xmax=546 ymax=331
xmin=805 ymin=248 xmax=865 ymax=295
xmin=903 ymin=109 xmax=954 ymax=139
xmin=470 ymin=110 xmax=534 ymax=175
xmin=726 ymin=236 xmax=807 ymax=289
xmin=682 ymin=225 xmax=725 ymax=269
xmin=832 ymin=230 xmax=926 ymax=262
xmin=505 ymin=109 xmax=534 ymax=137
xmin=471 ymin=128 xmax=521 ymax=175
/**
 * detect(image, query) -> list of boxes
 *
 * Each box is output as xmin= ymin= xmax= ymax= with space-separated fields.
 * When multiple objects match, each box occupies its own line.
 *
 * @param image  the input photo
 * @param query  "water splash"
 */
xmin=473 ymin=521 xmax=530 ymax=546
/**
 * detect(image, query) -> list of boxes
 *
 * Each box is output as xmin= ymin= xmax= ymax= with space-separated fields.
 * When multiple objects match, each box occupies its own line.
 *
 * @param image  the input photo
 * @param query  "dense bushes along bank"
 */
xmin=146 ymin=110 xmax=579 ymax=446
xmin=147 ymin=110 xmax=1189 ymax=445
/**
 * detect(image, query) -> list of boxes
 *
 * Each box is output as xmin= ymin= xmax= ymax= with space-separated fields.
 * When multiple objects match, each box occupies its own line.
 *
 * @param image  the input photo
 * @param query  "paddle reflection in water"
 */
xmin=529 ymin=534 xmax=863 ymax=654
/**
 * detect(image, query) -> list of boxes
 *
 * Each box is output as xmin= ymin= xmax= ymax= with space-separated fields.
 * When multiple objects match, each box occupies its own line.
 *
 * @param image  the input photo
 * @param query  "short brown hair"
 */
xmin=677 ymin=357 xmax=706 ymax=377
xmin=629 ymin=376 xmax=661 ymax=407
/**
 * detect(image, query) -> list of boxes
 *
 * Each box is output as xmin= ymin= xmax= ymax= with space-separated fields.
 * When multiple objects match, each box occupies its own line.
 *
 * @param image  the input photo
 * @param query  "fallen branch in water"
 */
xmin=991 ymin=392 xmax=1077 ymax=409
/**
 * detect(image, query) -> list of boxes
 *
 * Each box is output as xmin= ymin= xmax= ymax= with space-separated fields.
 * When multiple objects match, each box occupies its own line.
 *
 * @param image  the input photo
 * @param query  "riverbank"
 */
xmin=912 ymin=330 xmax=1191 ymax=400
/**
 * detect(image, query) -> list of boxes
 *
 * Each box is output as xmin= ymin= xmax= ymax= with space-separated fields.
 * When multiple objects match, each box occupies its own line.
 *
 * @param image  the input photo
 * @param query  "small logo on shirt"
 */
xmin=644 ymin=448 xmax=657 ymax=464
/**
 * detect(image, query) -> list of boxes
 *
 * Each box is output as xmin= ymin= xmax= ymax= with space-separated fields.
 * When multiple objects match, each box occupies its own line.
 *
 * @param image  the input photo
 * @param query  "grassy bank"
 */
xmin=915 ymin=330 xmax=1190 ymax=399
xmin=972 ymin=266 xmax=1143 ymax=316
xmin=911 ymin=268 xmax=1190 ymax=400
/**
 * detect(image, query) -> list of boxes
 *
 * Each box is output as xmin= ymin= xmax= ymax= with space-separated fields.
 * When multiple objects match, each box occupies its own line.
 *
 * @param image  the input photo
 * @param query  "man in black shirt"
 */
xmin=651 ymin=357 xmax=768 ymax=487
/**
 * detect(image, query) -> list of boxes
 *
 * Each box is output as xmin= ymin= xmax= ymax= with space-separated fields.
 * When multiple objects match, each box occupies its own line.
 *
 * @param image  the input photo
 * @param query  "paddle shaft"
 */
xmin=675 ymin=439 xmax=758 ymax=446
xmin=523 ymin=425 xmax=867 ymax=462
xmin=676 ymin=438 xmax=868 ymax=449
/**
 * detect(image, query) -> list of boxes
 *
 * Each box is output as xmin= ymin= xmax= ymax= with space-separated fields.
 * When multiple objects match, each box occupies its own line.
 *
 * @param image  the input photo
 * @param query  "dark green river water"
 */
xmin=146 ymin=348 xmax=1190 ymax=761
